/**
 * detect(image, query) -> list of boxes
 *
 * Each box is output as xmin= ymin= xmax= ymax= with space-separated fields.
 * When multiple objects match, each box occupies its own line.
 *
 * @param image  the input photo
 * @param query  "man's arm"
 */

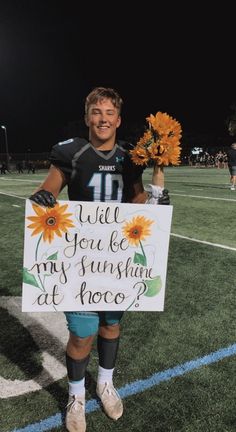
xmin=145 ymin=164 xmax=170 ymax=205
xmin=130 ymin=165 xmax=170 ymax=205
xmin=152 ymin=164 xmax=164 ymax=188
xmin=29 ymin=165 xmax=66 ymax=206
xmin=130 ymin=177 xmax=147 ymax=204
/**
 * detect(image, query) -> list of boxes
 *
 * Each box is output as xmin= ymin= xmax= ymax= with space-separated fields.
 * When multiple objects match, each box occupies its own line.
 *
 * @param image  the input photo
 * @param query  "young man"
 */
xmin=29 ymin=87 xmax=169 ymax=432
xmin=227 ymin=119 xmax=236 ymax=191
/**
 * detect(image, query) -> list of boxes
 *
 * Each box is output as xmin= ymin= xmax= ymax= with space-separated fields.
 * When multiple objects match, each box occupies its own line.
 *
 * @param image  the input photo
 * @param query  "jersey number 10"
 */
xmin=88 ymin=173 xmax=124 ymax=202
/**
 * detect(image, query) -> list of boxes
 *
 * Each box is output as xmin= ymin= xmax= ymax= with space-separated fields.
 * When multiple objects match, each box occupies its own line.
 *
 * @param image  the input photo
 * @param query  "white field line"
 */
xmin=1 ymin=190 xmax=236 ymax=203
xmin=171 ymin=192 xmax=236 ymax=202
xmin=0 ymin=192 xmax=26 ymax=200
xmin=166 ymin=178 xmax=229 ymax=182
xmin=0 ymin=177 xmax=41 ymax=182
xmin=171 ymin=233 xmax=236 ymax=251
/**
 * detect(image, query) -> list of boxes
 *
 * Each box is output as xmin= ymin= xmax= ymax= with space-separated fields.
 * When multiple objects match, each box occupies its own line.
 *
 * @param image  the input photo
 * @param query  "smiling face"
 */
xmin=85 ymin=98 xmax=121 ymax=149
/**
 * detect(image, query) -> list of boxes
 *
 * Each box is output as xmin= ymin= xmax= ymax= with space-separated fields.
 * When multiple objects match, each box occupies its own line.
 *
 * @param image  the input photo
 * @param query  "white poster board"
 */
xmin=22 ymin=200 xmax=172 ymax=312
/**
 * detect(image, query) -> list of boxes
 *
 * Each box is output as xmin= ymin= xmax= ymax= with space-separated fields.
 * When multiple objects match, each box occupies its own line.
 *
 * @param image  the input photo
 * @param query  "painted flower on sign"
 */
xmin=122 ymin=215 xmax=154 ymax=267
xmin=122 ymin=214 xmax=162 ymax=308
xmin=24 ymin=202 xmax=75 ymax=307
xmin=27 ymin=203 xmax=75 ymax=243
xmin=122 ymin=215 xmax=153 ymax=247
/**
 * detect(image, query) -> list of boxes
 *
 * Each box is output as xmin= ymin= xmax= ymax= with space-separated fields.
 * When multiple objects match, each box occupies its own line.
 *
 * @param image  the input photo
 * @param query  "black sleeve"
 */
xmin=119 ymin=139 xmax=146 ymax=180
xmin=119 ymin=140 xmax=146 ymax=202
xmin=48 ymin=137 xmax=88 ymax=179
xmin=124 ymin=142 xmax=146 ymax=183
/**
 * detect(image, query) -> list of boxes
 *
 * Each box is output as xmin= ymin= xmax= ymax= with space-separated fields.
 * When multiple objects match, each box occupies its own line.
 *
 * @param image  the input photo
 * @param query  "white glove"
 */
xmin=144 ymin=184 xmax=170 ymax=205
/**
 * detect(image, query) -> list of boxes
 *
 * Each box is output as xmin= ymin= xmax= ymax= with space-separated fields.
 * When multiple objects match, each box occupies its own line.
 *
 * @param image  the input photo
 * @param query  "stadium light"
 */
xmin=1 ymin=125 xmax=10 ymax=168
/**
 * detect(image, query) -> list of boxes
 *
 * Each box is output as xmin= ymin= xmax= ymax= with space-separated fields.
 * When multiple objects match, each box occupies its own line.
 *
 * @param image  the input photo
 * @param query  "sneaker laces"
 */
xmin=100 ymin=382 xmax=120 ymax=401
xmin=67 ymin=396 xmax=85 ymax=413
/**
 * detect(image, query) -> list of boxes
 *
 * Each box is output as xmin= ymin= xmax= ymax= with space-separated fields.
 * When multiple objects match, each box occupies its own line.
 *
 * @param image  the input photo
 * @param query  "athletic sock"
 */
xmin=68 ymin=378 xmax=85 ymax=397
xmin=97 ymin=365 xmax=114 ymax=385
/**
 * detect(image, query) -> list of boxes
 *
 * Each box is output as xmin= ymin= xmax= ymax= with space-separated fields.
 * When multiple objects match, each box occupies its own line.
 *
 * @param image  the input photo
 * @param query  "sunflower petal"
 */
xmin=32 ymin=204 xmax=46 ymax=216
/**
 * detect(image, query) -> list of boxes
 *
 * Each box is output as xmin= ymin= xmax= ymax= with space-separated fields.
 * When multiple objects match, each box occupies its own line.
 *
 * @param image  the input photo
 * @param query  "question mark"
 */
xmin=133 ymin=281 xmax=147 ymax=307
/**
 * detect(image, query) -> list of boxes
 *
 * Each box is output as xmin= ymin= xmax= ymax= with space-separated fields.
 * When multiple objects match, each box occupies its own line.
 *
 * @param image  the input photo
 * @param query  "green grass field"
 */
xmin=0 ymin=167 xmax=236 ymax=432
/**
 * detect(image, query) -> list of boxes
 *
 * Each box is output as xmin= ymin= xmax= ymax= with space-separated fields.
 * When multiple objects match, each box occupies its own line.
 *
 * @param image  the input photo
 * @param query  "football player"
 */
xmin=30 ymin=87 xmax=169 ymax=432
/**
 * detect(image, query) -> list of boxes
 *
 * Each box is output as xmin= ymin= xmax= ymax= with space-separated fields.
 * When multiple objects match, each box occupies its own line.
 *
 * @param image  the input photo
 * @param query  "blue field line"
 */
xmin=11 ymin=343 xmax=236 ymax=432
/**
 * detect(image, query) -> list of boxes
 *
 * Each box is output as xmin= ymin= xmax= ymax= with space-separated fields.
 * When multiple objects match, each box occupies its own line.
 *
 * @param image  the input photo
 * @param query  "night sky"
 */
xmin=0 ymin=2 xmax=235 ymax=154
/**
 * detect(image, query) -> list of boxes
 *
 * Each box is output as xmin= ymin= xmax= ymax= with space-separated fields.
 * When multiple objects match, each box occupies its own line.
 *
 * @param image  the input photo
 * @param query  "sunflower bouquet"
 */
xmin=130 ymin=111 xmax=182 ymax=167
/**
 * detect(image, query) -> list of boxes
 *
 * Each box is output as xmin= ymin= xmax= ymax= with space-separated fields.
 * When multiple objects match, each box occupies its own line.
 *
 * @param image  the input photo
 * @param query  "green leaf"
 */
xmin=144 ymin=276 xmax=162 ymax=297
xmin=133 ymin=252 xmax=147 ymax=266
xmin=46 ymin=251 xmax=58 ymax=260
xmin=23 ymin=268 xmax=40 ymax=288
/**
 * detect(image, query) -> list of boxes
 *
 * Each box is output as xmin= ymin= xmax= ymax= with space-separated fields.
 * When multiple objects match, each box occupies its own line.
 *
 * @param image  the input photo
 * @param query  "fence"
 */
xmin=0 ymin=153 xmax=50 ymax=170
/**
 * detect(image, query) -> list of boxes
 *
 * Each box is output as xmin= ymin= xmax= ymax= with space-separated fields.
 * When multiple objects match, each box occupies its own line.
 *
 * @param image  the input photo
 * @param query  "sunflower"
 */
xmin=129 ymin=145 xmax=149 ymax=166
xmin=27 ymin=203 xmax=75 ymax=243
xmin=130 ymin=111 xmax=182 ymax=166
xmin=122 ymin=215 xmax=154 ymax=247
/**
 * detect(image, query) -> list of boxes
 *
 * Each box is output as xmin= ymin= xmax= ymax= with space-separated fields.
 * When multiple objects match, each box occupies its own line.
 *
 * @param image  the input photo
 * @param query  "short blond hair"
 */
xmin=85 ymin=87 xmax=123 ymax=115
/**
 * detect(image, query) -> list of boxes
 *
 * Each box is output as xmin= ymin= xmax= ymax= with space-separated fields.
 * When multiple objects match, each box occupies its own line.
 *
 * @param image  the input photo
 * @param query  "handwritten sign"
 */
xmin=22 ymin=200 xmax=173 ymax=312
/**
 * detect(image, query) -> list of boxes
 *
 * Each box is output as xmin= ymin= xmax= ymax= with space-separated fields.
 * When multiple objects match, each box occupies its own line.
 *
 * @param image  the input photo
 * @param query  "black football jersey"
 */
xmin=49 ymin=138 xmax=144 ymax=202
xmin=227 ymin=146 xmax=236 ymax=166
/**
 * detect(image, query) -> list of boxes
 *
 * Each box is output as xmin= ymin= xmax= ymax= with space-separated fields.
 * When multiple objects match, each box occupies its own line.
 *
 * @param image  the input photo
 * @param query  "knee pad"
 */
xmin=66 ymin=353 xmax=90 ymax=381
xmin=65 ymin=312 xmax=99 ymax=338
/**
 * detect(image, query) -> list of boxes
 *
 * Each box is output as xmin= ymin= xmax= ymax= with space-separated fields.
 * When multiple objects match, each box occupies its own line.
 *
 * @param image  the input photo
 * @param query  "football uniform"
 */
xmin=49 ymin=137 xmax=144 ymax=203
xmin=227 ymin=145 xmax=236 ymax=167
xmin=49 ymin=137 xmax=145 ymax=336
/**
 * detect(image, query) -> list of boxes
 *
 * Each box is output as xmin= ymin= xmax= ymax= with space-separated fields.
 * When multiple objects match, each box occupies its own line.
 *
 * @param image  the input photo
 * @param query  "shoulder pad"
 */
xmin=58 ymin=138 xmax=74 ymax=146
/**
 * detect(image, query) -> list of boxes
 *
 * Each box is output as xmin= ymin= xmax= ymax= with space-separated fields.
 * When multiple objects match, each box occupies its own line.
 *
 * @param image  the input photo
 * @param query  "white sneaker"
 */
xmin=65 ymin=395 xmax=86 ymax=432
xmin=230 ymin=186 xmax=235 ymax=190
xmin=96 ymin=382 xmax=123 ymax=420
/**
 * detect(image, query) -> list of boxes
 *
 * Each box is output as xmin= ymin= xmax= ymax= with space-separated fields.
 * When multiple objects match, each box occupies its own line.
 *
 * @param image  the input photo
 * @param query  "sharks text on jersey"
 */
xmin=99 ymin=165 xmax=116 ymax=171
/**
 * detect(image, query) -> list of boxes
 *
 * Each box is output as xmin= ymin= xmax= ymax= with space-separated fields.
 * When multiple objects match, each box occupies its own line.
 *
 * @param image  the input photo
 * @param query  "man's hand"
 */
xmin=29 ymin=189 xmax=57 ymax=207
xmin=145 ymin=184 xmax=170 ymax=205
